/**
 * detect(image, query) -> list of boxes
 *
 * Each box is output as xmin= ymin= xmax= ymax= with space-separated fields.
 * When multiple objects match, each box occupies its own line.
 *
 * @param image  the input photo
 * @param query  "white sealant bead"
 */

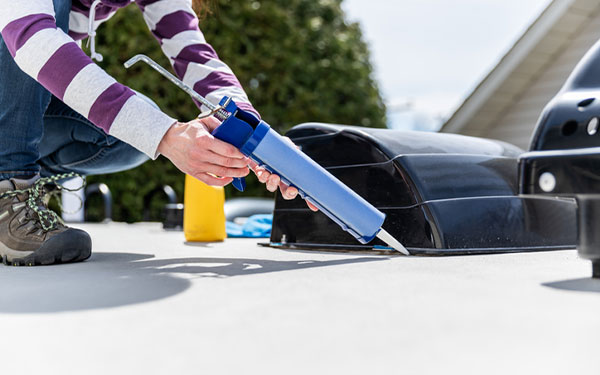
xmin=539 ymin=172 xmax=556 ymax=192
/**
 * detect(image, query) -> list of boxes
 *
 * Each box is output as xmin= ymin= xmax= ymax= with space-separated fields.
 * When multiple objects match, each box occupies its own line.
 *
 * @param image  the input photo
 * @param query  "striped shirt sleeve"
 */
xmin=135 ymin=0 xmax=259 ymax=118
xmin=0 ymin=0 xmax=177 ymax=159
xmin=68 ymin=1 xmax=118 ymax=41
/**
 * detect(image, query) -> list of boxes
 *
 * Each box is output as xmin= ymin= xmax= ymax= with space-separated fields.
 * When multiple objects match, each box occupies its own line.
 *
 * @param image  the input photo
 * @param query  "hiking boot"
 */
xmin=0 ymin=174 xmax=91 ymax=266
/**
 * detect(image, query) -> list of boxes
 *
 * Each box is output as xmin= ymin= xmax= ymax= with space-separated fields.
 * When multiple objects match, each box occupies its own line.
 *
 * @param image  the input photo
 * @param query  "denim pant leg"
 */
xmin=0 ymin=0 xmax=72 ymax=180
xmin=39 ymin=96 xmax=149 ymax=177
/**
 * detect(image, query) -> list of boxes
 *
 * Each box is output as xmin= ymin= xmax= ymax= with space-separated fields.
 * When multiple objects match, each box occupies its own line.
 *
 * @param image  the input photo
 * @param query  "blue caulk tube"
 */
xmin=212 ymin=98 xmax=409 ymax=255
xmin=122 ymin=54 xmax=406 ymax=253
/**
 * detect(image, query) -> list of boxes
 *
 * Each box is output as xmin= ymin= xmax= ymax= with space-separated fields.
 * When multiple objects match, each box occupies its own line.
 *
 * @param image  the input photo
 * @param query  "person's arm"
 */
xmin=134 ymin=0 xmax=259 ymax=117
xmin=67 ymin=1 xmax=118 ymax=41
xmin=136 ymin=0 xmax=314 ymax=201
xmin=0 ymin=0 xmax=250 ymax=186
xmin=0 ymin=0 xmax=175 ymax=159
xmin=138 ymin=0 xmax=315 ymax=207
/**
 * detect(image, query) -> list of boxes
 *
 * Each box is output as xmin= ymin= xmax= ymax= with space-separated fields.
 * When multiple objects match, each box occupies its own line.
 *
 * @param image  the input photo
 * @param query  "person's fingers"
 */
xmin=188 ymin=145 xmax=249 ymax=171
xmin=247 ymin=159 xmax=258 ymax=169
xmin=266 ymin=174 xmax=280 ymax=192
xmin=306 ymin=200 xmax=319 ymax=212
xmin=278 ymin=180 xmax=319 ymax=211
xmin=280 ymin=183 xmax=298 ymax=200
xmin=196 ymin=163 xmax=249 ymax=178
xmin=254 ymin=166 xmax=270 ymax=183
xmin=192 ymin=173 xmax=233 ymax=187
xmin=257 ymin=170 xmax=268 ymax=183
xmin=202 ymin=151 xmax=249 ymax=169
xmin=248 ymin=161 xmax=270 ymax=183
xmin=248 ymin=157 xmax=312 ymax=208
xmin=251 ymin=165 xmax=317 ymax=211
xmin=194 ymin=128 xmax=246 ymax=160
xmin=206 ymin=138 xmax=247 ymax=159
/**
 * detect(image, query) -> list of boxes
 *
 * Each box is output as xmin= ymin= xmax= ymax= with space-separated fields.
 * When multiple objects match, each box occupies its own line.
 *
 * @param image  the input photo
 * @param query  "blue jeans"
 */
xmin=0 ymin=0 xmax=148 ymax=180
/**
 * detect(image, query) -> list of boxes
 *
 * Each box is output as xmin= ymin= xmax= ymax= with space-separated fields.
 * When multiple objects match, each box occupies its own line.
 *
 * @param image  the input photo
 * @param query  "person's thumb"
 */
xmin=198 ymin=116 xmax=222 ymax=132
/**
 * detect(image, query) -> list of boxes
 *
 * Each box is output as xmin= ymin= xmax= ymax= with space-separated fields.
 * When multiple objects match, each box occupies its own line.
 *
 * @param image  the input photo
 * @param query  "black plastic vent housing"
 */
xmin=520 ymin=38 xmax=600 ymax=277
xmin=270 ymin=124 xmax=576 ymax=255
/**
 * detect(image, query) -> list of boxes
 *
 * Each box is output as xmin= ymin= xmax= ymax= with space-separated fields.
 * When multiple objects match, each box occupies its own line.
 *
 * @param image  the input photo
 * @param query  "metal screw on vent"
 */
xmin=539 ymin=172 xmax=556 ymax=192
xmin=587 ymin=117 xmax=599 ymax=135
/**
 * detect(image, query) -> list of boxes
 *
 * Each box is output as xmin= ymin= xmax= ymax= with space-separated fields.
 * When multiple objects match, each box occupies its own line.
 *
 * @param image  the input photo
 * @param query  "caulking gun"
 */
xmin=124 ymin=55 xmax=409 ymax=255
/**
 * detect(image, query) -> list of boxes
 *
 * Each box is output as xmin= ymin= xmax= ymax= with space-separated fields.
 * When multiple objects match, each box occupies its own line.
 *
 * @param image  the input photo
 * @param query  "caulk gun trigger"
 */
xmin=232 ymin=177 xmax=246 ymax=192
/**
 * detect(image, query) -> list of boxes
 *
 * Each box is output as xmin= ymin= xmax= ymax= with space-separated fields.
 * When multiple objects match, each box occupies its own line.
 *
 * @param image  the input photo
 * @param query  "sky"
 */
xmin=342 ymin=0 xmax=553 ymax=130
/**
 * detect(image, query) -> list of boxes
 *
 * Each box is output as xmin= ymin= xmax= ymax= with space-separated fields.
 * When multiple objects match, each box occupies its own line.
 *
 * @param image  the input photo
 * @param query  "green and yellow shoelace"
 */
xmin=0 ymin=172 xmax=85 ymax=231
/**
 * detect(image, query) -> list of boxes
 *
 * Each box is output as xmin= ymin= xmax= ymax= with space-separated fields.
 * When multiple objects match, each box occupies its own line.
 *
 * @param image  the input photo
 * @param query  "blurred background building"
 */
xmin=346 ymin=0 xmax=600 ymax=149
xmin=344 ymin=0 xmax=553 ymax=134
xmin=441 ymin=0 xmax=600 ymax=149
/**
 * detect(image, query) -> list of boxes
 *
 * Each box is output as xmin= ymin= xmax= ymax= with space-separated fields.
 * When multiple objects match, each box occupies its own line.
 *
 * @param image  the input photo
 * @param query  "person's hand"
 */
xmin=159 ymin=117 xmax=318 ymax=211
xmin=157 ymin=117 xmax=250 ymax=186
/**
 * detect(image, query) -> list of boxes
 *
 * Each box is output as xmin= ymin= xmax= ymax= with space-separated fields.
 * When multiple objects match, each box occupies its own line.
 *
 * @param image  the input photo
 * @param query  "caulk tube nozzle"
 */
xmin=376 ymin=228 xmax=410 ymax=255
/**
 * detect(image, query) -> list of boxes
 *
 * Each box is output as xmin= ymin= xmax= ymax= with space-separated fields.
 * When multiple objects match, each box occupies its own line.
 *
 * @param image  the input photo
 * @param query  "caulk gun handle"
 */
xmin=232 ymin=177 xmax=246 ymax=192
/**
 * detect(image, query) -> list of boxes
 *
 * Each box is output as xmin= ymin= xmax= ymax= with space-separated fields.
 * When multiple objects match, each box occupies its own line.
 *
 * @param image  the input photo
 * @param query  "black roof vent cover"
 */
xmin=270 ymin=124 xmax=576 ymax=255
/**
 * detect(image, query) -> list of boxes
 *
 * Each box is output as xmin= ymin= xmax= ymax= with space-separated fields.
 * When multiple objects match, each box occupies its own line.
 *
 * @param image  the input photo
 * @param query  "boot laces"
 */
xmin=0 ymin=172 xmax=85 ymax=232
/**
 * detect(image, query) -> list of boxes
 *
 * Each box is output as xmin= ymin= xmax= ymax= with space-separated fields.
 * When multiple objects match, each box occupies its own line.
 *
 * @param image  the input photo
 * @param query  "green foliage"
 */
xmin=86 ymin=0 xmax=386 ymax=222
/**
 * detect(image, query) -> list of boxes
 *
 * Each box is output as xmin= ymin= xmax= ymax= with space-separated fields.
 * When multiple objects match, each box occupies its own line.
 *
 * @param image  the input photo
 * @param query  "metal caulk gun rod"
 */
xmin=124 ymin=54 xmax=217 ymax=111
xmin=376 ymin=228 xmax=410 ymax=255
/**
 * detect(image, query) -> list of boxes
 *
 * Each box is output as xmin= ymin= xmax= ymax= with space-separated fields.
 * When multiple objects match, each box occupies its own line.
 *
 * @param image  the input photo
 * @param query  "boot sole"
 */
xmin=1 ymin=229 xmax=92 ymax=266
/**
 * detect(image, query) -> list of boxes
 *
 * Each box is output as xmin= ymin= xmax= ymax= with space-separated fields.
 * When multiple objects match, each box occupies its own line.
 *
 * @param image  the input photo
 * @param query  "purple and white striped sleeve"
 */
xmin=68 ymin=1 xmax=119 ymax=41
xmin=136 ymin=0 xmax=260 ymax=118
xmin=0 ymin=0 xmax=177 ymax=159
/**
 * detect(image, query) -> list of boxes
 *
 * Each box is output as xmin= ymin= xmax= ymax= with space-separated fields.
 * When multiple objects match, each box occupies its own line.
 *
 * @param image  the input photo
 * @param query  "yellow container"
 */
xmin=183 ymin=174 xmax=226 ymax=242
